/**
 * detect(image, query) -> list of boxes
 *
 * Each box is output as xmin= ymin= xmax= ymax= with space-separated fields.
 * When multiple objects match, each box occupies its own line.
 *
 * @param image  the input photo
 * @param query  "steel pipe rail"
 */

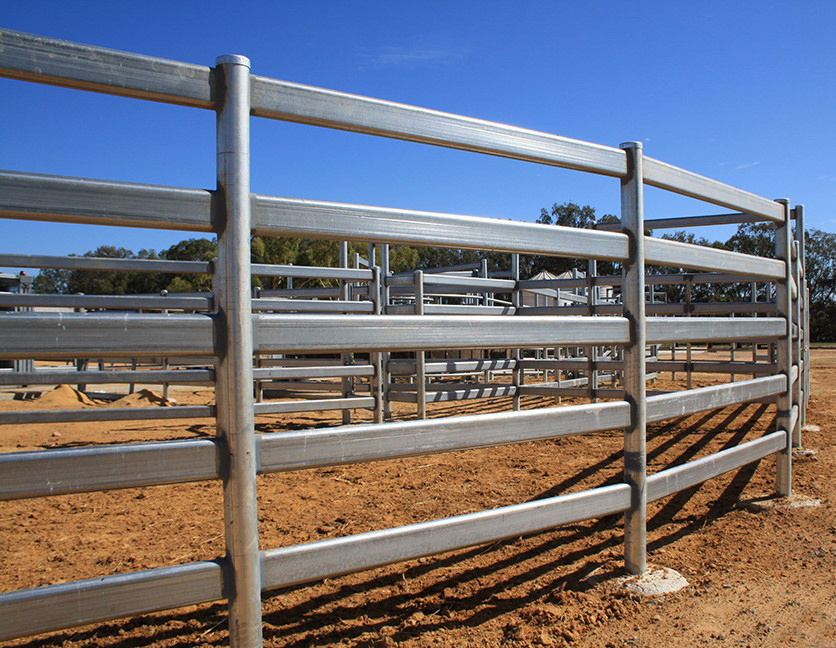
xmin=0 ymin=405 xmax=214 ymax=425
xmin=388 ymin=358 xmax=517 ymax=375
xmin=644 ymin=237 xmax=785 ymax=279
xmin=642 ymin=157 xmax=786 ymax=222
xmin=259 ymin=401 xmax=629 ymax=473
xmin=647 ymin=431 xmax=787 ymax=502
xmin=596 ymin=212 xmax=761 ymax=231
xmin=0 ymin=312 xmax=215 ymax=359
xmin=251 ymin=298 xmax=374 ymax=313
xmin=252 ymin=365 xmax=374 ymax=380
xmin=0 ymin=293 xmax=212 ymax=310
xmin=255 ymin=314 xmax=630 ymax=353
xmin=260 ymin=483 xmax=632 ymax=591
xmin=251 ymin=263 xmax=373 ymax=280
xmin=253 ymin=397 xmax=375 ymax=415
xmin=0 ymin=252 xmax=212 ymax=274
xmin=252 ymin=195 xmax=629 ymax=260
xmin=250 ymin=77 xmax=628 ymax=177
xmin=0 ymin=28 xmax=214 ymax=108
xmin=0 ymin=438 xmax=220 ymax=501
xmin=645 ymin=317 xmax=785 ymax=343
xmin=0 ymin=560 xmax=224 ymax=642
xmin=0 ymin=169 xmax=213 ymax=231
xmin=0 ymin=368 xmax=215 ymax=386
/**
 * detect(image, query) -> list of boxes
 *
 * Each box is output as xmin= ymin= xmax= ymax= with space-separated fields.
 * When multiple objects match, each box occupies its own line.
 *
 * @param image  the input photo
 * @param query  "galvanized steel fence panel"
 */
xmin=0 ymin=27 xmax=805 ymax=646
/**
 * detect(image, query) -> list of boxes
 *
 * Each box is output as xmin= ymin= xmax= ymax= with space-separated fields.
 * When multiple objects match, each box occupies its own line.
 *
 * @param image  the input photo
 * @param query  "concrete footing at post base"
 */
xmin=740 ymin=492 xmax=821 ymax=512
xmin=615 ymin=565 xmax=689 ymax=597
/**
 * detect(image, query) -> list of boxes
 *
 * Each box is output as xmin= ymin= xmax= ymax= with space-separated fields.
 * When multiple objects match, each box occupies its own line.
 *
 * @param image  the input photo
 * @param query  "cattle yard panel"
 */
xmin=0 ymin=28 xmax=807 ymax=647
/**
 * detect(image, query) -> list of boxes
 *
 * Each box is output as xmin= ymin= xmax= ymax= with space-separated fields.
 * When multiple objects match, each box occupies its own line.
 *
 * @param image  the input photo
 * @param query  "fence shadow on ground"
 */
xmin=10 ymin=401 xmax=775 ymax=648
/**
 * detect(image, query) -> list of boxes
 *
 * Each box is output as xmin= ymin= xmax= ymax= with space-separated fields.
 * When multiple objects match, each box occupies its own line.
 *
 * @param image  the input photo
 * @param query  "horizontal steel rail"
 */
xmin=386 ymin=304 xmax=515 ymax=315
xmin=642 ymin=157 xmax=785 ymax=222
xmin=596 ymin=212 xmax=760 ymax=231
xmin=252 ymin=195 xmax=629 ymax=260
xmin=255 ymin=314 xmax=630 ymax=353
xmin=0 ymin=405 xmax=214 ymax=425
xmin=0 ymin=253 xmax=211 ymax=274
xmin=646 ymin=375 xmax=785 ymax=423
xmin=0 ymin=560 xmax=224 ymax=642
xmin=251 ymin=263 xmax=372 ymax=280
xmin=645 ymin=317 xmax=785 ymax=343
xmin=387 ymin=274 xmax=515 ymax=290
xmin=388 ymin=358 xmax=516 ymax=375
xmin=0 ymin=368 xmax=215 ymax=386
xmin=0 ymin=438 xmax=220 ymax=500
xmin=258 ymin=401 xmax=629 ymax=472
xmin=644 ymin=237 xmax=785 ymax=278
xmin=647 ymin=430 xmax=787 ymax=501
xmin=0 ymin=292 xmax=212 ymax=310
xmin=253 ymin=397 xmax=375 ymax=415
xmin=521 ymin=272 xmax=777 ymax=289
xmin=0 ymin=28 xmax=213 ymax=107
xmin=253 ymin=365 xmax=374 ymax=380
xmin=260 ymin=483 xmax=632 ymax=590
xmin=251 ymin=298 xmax=374 ymax=313
xmin=250 ymin=77 xmax=628 ymax=177
xmin=0 ymin=312 xmax=215 ymax=359
xmin=0 ymin=169 xmax=213 ymax=231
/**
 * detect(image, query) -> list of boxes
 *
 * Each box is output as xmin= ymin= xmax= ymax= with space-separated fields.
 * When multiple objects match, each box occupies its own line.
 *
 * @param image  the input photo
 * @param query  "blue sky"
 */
xmin=2 ymin=1 xmax=835 ymax=273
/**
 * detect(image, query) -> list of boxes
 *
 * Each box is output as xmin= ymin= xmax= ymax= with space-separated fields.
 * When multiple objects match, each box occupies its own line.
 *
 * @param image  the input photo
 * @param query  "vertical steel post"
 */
xmin=587 ymin=259 xmax=598 ymax=403
xmin=339 ymin=241 xmax=353 ymax=425
xmin=511 ymin=253 xmax=522 ymax=411
xmin=371 ymin=266 xmax=384 ymax=423
xmin=381 ymin=244 xmax=392 ymax=420
xmin=214 ymin=54 xmax=262 ymax=648
xmin=511 ymin=254 xmax=524 ymax=412
xmin=415 ymin=270 xmax=427 ymax=420
xmin=620 ymin=141 xmax=647 ymax=575
xmin=793 ymin=205 xmax=807 ymax=431
xmin=791 ymin=234 xmax=802 ymax=447
xmin=774 ymin=199 xmax=793 ymax=497
xmin=751 ymin=281 xmax=758 ymax=379
xmin=685 ymin=276 xmax=693 ymax=390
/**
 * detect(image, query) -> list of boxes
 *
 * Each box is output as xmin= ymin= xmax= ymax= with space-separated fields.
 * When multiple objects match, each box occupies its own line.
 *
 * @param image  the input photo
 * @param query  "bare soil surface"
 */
xmin=1 ymin=350 xmax=835 ymax=647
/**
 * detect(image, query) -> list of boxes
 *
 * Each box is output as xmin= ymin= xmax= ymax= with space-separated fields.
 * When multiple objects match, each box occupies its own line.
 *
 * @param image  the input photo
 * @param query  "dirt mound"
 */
xmin=108 ymin=389 xmax=175 ymax=408
xmin=35 ymin=384 xmax=95 ymax=409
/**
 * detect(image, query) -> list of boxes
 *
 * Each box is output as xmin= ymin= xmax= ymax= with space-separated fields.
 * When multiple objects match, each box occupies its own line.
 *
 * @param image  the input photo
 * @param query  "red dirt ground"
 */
xmin=1 ymin=350 xmax=834 ymax=647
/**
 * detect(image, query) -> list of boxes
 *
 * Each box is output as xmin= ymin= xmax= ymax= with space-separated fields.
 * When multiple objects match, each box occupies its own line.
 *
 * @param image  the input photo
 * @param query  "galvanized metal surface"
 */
xmin=258 ymin=401 xmax=630 ymax=473
xmin=644 ymin=237 xmax=785 ymax=278
xmin=251 ymin=76 xmax=628 ymax=177
xmin=260 ymin=484 xmax=632 ymax=591
xmin=620 ymin=142 xmax=648 ymax=575
xmin=642 ymin=156 xmax=785 ymax=222
xmin=0 ymin=170 xmax=213 ymax=231
xmin=0 ymin=253 xmax=211 ymax=274
xmin=252 ymin=195 xmax=629 ymax=260
xmin=0 ymin=293 xmax=212 ymax=311
xmin=647 ymin=431 xmax=786 ymax=501
xmin=213 ymin=54 xmax=263 ymax=647
xmin=0 ymin=28 xmax=214 ymax=108
xmin=0 ymin=312 xmax=215 ymax=359
xmin=0 ymin=438 xmax=220 ymax=500
xmin=0 ymin=28 xmax=808 ymax=645
xmin=255 ymin=314 xmax=630 ymax=354
xmin=0 ymin=368 xmax=214 ymax=386
xmin=0 ymin=561 xmax=224 ymax=642
xmin=0 ymin=405 xmax=214 ymax=425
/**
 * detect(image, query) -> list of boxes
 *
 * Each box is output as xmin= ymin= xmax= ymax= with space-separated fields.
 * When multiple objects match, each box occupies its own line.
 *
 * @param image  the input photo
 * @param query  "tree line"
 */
xmin=33 ymin=202 xmax=836 ymax=341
